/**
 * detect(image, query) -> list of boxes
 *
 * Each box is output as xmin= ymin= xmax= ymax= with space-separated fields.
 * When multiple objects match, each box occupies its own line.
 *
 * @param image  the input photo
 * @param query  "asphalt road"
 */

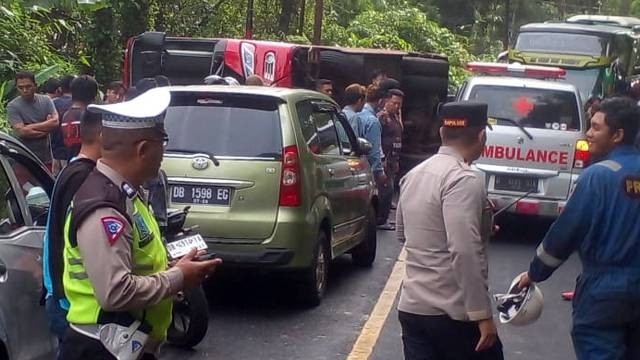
xmin=163 ymin=216 xmax=581 ymax=360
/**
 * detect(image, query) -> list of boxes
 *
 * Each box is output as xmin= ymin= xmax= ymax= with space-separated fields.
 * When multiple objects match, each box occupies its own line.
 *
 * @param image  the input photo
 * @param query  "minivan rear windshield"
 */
xmin=468 ymin=85 xmax=581 ymax=131
xmin=164 ymin=93 xmax=283 ymax=159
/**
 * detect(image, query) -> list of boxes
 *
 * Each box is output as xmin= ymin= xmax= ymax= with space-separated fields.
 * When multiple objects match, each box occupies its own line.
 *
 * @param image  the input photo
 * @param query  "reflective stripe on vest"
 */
xmin=62 ymin=197 xmax=172 ymax=341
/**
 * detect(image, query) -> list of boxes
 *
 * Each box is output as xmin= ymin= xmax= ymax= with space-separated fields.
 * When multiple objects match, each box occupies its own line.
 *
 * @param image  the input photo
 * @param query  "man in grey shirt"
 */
xmin=396 ymin=101 xmax=502 ymax=360
xmin=7 ymin=71 xmax=59 ymax=166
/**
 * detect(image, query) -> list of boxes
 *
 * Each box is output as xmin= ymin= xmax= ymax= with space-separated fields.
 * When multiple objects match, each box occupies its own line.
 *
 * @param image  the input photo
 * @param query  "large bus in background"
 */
xmin=123 ymin=32 xmax=450 ymax=175
xmin=566 ymin=15 xmax=640 ymax=29
xmin=509 ymin=22 xmax=640 ymax=101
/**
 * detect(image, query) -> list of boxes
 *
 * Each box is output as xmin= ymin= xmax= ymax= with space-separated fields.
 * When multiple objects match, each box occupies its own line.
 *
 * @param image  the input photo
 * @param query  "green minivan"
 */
xmin=162 ymin=85 xmax=378 ymax=305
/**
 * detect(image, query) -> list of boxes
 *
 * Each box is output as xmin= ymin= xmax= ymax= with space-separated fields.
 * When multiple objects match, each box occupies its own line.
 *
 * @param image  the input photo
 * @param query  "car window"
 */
xmin=311 ymin=111 xmax=340 ymax=156
xmin=7 ymin=157 xmax=50 ymax=226
xmin=295 ymin=100 xmax=321 ymax=152
xmin=0 ymin=158 xmax=25 ymax=234
xmin=468 ymin=85 xmax=581 ymax=131
xmin=165 ymin=93 xmax=283 ymax=159
xmin=334 ymin=114 xmax=353 ymax=155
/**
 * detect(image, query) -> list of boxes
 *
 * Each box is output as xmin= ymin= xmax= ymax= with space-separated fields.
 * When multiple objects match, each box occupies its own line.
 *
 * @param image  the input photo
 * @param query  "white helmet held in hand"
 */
xmin=494 ymin=275 xmax=544 ymax=326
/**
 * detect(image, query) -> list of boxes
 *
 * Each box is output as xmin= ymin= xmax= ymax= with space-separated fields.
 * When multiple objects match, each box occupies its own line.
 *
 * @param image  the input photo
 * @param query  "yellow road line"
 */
xmin=347 ymin=248 xmax=406 ymax=360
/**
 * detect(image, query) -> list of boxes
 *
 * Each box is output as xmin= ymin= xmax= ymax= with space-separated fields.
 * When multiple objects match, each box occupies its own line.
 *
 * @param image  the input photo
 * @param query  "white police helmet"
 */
xmin=494 ymin=275 xmax=544 ymax=326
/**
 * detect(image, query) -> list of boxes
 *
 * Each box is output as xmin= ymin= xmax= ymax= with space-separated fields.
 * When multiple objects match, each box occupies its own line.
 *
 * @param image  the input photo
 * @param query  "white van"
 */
xmin=458 ymin=63 xmax=587 ymax=218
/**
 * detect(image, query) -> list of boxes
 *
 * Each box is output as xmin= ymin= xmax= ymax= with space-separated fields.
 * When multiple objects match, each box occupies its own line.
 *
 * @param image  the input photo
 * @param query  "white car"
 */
xmin=458 ymin=63 xmax=587 ymax=218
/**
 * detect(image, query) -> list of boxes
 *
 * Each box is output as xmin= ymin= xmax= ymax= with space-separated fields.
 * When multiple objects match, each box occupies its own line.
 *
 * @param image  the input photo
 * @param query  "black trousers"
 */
xmin=399 ymin=311 xmax=504 ymax=360
xmin=377 ymin=174 xmax=395 ymax=225
xmin=58 ymin=328 xmax=157 ymax=360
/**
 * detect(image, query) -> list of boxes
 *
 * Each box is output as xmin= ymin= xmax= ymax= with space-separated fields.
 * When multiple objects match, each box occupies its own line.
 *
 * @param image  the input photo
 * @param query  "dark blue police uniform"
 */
xmin=528 ymin=145 xmax=640 ymax=360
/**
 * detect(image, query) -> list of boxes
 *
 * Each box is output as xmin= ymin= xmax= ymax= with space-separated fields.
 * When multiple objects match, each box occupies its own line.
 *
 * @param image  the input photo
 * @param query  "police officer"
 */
xmin=396 ymin=101 xmax=503 ymax=360
xmin=518 ymin=97 xmax=640 ymax=359
xmin=58 ymin=87 xmax=221 ymax=360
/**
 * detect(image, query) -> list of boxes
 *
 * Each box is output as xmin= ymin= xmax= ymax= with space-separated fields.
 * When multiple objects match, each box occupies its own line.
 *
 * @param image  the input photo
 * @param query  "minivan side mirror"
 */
xmin=357 ymin=138 xmax=373 ymax=155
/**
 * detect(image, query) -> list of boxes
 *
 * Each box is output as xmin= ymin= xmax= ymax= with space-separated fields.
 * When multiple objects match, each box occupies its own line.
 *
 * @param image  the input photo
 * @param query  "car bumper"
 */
xmin=201 ymin=207 xmax=317 ymax=270
xmin=204 ymin=245 xmax=294 ymax=266
xmin=489 ymin=194 xmax=567 ymax=218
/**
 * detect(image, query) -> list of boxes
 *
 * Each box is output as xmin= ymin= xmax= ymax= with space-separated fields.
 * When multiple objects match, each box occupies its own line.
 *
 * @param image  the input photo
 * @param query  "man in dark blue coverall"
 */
xmin=519 ymin=97 xmax=640 ymax=360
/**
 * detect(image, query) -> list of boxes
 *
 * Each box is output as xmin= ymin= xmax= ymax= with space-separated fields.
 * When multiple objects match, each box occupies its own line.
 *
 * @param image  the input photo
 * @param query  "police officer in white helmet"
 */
xmin=58 ymin=88 xmax=221 ymax=359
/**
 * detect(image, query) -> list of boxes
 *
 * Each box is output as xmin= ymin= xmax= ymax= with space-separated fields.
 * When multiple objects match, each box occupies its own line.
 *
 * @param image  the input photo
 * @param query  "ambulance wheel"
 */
xmin=351 ymin=206 xmax=377 ymax=267
xmin=167 ymin=286 xmax=209 ymax=348
xmin=298 ymin=231 xmax=330 ymax=307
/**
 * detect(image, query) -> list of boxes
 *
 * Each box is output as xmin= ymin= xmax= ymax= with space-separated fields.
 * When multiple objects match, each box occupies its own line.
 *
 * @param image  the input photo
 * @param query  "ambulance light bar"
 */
xmin=466 ymin=62 xmax=566 ymax=79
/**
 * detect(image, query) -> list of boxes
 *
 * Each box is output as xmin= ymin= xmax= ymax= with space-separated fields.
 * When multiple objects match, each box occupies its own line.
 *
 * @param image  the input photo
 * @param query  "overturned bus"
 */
xmin=122 ymin=32 xmax=450 ymax=174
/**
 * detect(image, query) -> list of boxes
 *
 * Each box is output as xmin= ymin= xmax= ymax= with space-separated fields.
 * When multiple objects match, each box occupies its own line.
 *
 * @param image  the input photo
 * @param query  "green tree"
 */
xmin=324 ymin=7 xmax=475 ymax=88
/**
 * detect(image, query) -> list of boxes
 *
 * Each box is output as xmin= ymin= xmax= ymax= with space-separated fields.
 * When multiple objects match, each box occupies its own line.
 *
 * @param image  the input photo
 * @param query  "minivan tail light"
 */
xmin=574 ymin=140 xmax=590 ymax=168
xmin=279 ymin=145 xmax=301 ymax=207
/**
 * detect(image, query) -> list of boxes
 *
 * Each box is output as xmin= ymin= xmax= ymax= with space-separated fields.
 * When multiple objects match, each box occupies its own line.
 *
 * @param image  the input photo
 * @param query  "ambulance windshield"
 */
xmin=468 ymin=85 xmax=581 ymax=131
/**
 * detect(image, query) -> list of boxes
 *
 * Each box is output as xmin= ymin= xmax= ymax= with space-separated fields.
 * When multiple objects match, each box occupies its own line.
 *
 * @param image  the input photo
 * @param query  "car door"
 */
xmin=308 ymin=101 xmax=358 ymax=249
xmin=333 ymin=112 xmax=370 ymax=245
xmin=0 ymin=141 xmax=55 ymax=360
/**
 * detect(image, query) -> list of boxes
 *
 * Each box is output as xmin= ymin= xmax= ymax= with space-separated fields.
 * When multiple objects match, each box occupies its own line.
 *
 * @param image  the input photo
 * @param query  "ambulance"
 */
xmin=457 ymin=62 xmax=587 ymax=218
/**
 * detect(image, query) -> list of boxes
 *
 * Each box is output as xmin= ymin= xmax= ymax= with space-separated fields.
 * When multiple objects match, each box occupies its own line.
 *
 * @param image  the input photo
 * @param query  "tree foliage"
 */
xmin=2 ymin=0 xmax=640 ymax=106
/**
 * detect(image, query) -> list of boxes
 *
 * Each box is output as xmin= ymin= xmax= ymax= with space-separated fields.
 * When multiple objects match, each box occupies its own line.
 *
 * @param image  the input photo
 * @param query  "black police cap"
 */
xmin=439 ymin=101 xmax=489 ymax=128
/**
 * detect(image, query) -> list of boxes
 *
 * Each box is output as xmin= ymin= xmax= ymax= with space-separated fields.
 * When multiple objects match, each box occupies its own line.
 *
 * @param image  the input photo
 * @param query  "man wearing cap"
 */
xmin=58 ymin=88 xmax=221 ymax=359
xmin=396 ymin=101 xmax=502 ymax=360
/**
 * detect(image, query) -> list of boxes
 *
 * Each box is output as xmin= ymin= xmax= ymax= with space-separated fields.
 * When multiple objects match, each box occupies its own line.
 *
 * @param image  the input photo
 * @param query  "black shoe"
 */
xmin=377 ymin=223 xmax=395 ymax=231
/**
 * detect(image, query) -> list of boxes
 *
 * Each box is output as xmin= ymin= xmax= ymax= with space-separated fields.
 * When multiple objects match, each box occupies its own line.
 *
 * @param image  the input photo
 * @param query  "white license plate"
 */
xmin=166 ymin=234 xmax=208 ymax=259
xmin=170 ymin=184 xmax=232 ymax=205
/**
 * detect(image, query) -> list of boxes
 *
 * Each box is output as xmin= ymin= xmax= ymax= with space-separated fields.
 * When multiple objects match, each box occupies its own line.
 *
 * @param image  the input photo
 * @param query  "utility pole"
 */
xmin=504 ymin=0 xmax=511 ymax=51
xmin=299 ymin=0 xmax=306 ymax=35
xmin=313 ymin=0 xmax=323 ymax=45
xmin=245 ymin=0 xmax=254 ymax=39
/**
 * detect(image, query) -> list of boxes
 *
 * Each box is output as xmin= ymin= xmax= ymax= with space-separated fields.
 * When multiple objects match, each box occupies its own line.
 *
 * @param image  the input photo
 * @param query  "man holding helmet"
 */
xmin=518 ymin=97 xmax=640 ymax=359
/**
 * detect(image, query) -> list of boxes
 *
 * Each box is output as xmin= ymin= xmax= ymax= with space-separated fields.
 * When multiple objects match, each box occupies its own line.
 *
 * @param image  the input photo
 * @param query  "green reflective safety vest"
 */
xmin=62 ymin=196 xmax=172 ymax=340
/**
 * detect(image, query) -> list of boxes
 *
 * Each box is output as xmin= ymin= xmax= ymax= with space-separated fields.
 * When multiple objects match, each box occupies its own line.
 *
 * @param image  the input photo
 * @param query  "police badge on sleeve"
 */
xmin=101 ymin=217 xmax=126 ymax=246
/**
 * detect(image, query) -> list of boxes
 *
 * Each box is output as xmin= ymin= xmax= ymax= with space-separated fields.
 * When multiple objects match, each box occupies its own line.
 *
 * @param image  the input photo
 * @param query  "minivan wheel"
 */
xmin=351 ymin=206 xmax=377 ymax=267
xmin=298 ymin=231 xmax=329 ymax=307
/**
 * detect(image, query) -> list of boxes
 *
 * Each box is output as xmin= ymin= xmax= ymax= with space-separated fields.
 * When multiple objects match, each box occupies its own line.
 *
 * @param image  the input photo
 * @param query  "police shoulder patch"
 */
xmin=101 ymin=216 xmax=125 ymax=246
xmin=623 ymin=176 xmax=640 ymax=198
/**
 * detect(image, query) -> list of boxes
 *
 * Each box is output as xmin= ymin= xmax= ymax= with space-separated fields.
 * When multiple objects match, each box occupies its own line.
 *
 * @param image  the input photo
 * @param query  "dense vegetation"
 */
xmin=0 ymin=0 xmax=638 ymax=126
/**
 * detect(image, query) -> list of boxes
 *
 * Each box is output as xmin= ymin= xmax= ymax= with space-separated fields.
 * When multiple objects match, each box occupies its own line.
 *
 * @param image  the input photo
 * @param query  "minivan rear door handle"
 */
xmin=328 ymin=168 xmax=335 ymax=177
